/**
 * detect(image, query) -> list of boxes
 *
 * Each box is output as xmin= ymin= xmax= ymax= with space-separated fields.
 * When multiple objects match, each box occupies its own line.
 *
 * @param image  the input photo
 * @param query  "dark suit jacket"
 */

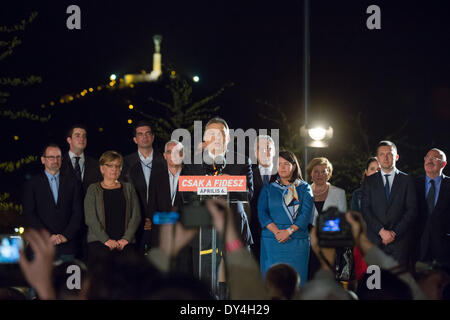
xmin=182 ymin=151 xmax=254 ymax=246
xmin=249 ymin=164 xmax=276 ymax=258
xmin=361 ymin=169 xmax=418 ymax=263
xmin=121 ymin=150 xmax=165 ymax=248
xmin=121 ymin=151 xmax=165 ymax=214
xmin=414 ymin=175 xmax=450 ymax=265
xmin=148 ymin=166 xmax=195 ymax=274
xmin=60 ymin=152 xmax=102 ymax=196
xmin=22 ymin=171 xmax=83 ymax=255
xmin=148 ymin=167 xmax=184 ymax=245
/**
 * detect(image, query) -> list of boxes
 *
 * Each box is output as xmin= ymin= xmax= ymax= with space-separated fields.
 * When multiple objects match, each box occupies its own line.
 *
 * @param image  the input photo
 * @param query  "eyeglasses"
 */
xmin=44 ymin=155 xmax=62 ymax=160
xmin=313 ymin=169 xmax=329 ymax=176
xmin=424 ymin=156 xmax=443 ymax=162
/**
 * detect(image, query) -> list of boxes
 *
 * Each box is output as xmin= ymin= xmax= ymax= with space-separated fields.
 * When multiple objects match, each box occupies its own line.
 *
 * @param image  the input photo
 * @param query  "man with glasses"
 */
xmin=121 ymin=121 xmax=165 ymax=254
xmin=22 ymin=144 xmax=83 ymax=260
xmin=414 ymin=148 xmax=450 ymax=267
xmin=361 ymin=140 xmax=417 ymax=264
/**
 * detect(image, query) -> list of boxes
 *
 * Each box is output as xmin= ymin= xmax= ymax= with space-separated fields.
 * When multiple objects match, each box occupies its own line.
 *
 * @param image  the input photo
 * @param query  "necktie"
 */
xmin=384 ymin=174 xmax=391 ymax=200
xmin=170 ymin=173 xmax=178 ymax=206
xmin=50 ymin=176 xmax=58 ymax=204
xmin=74 ymin=156 xmax=82 ymax=181
xmin=426 ymin=179 xmax=436 ymax=215
xmin=263 ymin=174 xmax=270 ymax=185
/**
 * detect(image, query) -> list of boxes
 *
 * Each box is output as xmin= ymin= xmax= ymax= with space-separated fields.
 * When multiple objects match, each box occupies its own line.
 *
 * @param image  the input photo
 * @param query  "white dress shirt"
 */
xmin=139 ymin=150 xmax=153 ymax=200
xmin=69 ymin=150 xmax=85 ymax=180
xmin=258 ymin=164 xmax=273 ymax=177
xmin=168 ymin=168 xmax=181 ymax=206
xmin=380 ymin=168 xmax=397 ymax=193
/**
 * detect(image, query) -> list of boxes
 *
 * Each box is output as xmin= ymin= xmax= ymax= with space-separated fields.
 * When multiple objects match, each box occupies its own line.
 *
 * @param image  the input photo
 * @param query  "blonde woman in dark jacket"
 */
xmin=84 ymin=151 xmax=141 ymax=260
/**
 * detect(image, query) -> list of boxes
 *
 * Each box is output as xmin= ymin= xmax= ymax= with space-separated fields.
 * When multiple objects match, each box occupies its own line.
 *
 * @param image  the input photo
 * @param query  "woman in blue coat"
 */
xmin=258 ymin=150 xmax=314 ymax=286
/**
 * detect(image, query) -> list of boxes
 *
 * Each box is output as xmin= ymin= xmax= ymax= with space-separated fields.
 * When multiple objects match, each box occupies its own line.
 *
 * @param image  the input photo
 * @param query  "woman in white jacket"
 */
xmin=306 ymin=157 xmax=347 ymax=225
xmin=306 ymin=157 xmax=347 ymax=280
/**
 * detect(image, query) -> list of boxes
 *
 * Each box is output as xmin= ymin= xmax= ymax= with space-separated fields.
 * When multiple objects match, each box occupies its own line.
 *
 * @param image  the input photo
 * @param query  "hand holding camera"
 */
xmin=316 ymin=207 xmax=354 ymax=248
xmin=311 ymin=208 xmax=376 ymax=272
xmin=18 ymin=229 xmax=55 ymax=300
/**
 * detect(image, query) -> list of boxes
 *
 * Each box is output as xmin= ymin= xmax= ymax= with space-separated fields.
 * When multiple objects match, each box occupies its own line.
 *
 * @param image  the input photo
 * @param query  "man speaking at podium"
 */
xmin=182 ymin=117 xmax=254 ymax=293
xmin=183 ymin=117 xmax=254 ymax=248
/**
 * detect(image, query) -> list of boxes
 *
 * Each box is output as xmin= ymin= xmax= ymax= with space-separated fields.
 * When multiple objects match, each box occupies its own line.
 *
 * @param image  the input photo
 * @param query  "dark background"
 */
xmin=1 ymin=0 xmax=450 ymax=211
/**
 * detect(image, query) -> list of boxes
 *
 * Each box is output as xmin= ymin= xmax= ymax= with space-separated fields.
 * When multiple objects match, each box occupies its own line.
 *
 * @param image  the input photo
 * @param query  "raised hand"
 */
xmin=19 ymin=229 xmax=56 ymax=300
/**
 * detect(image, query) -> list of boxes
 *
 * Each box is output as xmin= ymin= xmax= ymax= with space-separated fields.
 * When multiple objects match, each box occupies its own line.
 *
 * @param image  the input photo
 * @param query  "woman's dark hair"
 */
xmin=360 ymin=157 xmax=378 ymax=185
xmin=278 ymin=150 xmax=302 ymax=182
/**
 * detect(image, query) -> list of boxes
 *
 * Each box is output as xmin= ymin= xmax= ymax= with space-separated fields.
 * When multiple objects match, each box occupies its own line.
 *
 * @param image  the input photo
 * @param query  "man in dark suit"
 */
xmin=250 ymin=135 xmax=277 ymax=262
xmin=414 ymin=148 xmax=450 ymax=267
xmin=148 ymin=140 xmax=194 ymax=274
xmin=361 ymin=140 xmax=417 ymax=264
xmin=23 ymin=144 xmax=83 ymax=260
xmin=182 ymin=117 xmax=254 ymax=248
xmin=121 ymin=121 xmax=165 ymax=253
xmin=60 ymin=125 xmax=102 ymax=260
xmin=181 ymin=117 xmax=254 ymax=296
xmin=60 ymin=125 xmax=102 ymax=195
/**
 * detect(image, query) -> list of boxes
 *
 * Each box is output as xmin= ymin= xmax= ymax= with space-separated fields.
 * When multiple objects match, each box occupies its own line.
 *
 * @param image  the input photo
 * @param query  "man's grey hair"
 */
xmin=253 ymin=135 xmax=275 ymax=153
xmin=430 ymin=148 xmax=447 ymax=162
xmin=164 ymin=140 xmax=184 ymax=153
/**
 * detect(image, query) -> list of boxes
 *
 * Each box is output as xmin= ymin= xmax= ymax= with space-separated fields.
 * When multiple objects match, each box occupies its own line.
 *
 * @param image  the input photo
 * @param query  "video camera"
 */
xmin=179 ymin=200 xmax=213 ymax=228
xmin=153 ymin=198 xmax=229 ymax=229
xmin=0 ymin=234 xmax=24 ymax=264
xmin=316 ymin=207 xmax=354 ymax=248
xmin=153 ymin=200 xmax=213 ymax=228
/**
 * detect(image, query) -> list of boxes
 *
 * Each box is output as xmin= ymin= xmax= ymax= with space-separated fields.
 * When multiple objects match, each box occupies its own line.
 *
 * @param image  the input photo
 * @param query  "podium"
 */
xmin=179 ymin=175 xmax=249 ymax=297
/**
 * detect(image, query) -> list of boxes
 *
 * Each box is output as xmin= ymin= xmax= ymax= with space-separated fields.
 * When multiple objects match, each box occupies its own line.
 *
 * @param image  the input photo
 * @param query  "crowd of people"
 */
xmin=1 ymin=117 xmax=449 ymax=300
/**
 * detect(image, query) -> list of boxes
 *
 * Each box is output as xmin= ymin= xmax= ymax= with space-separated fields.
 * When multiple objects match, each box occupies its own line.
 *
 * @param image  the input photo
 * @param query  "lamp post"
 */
xmin=303 ymin=0 xmax=310 ymax=181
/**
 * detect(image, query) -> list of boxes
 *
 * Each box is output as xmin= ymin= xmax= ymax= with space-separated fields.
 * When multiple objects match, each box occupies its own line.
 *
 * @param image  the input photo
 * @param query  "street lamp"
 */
xmin=300 ymin=125 xmax=333 ymax=148
xmin=308 ymin=127 xmax=327 ymax=141
xmin=300 ymin=124 xmax=333 ymax=181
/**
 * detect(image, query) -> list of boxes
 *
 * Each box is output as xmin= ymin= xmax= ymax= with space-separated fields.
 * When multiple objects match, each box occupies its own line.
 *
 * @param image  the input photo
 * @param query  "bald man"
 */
xmin=414 ymin=148 xmax=450 ymax=267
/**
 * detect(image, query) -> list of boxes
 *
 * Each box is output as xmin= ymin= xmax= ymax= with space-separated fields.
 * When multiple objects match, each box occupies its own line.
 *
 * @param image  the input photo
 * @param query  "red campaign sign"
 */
xmin=178 ymin=176 xmax=247 ymax=192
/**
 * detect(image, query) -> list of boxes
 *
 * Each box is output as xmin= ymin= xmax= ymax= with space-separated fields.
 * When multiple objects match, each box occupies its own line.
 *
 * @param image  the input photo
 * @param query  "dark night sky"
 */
xmin=1 ymin=0 xmax=450 ymax=184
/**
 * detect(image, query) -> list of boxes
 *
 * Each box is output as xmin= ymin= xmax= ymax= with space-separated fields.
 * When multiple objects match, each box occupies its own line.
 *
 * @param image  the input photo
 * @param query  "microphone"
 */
xmin=212 ymin=155 xmax=226 ymax=175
